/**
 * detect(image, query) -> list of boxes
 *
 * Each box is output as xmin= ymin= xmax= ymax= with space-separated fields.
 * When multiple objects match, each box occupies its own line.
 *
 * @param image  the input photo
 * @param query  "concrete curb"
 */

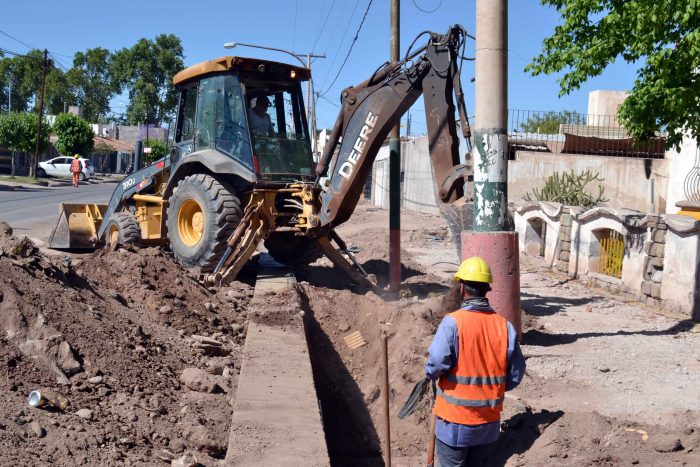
xmin=225 ymin=254 xmax=329 ymax=466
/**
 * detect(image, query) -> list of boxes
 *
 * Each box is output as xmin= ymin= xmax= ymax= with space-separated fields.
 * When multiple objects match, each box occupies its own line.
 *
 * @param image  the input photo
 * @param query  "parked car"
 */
xmin=37 ymin=157 xmax=95 ymax=181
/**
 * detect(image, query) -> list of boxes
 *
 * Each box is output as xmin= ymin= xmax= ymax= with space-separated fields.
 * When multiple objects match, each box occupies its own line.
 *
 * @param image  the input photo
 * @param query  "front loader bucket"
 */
xmin=48 ymin=203 xmax=108 ymax=249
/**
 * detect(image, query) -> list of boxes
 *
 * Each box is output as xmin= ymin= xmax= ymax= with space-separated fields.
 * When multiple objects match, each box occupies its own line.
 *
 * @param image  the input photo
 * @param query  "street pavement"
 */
xmin=0 ymin=182 xmax=117 ymax=245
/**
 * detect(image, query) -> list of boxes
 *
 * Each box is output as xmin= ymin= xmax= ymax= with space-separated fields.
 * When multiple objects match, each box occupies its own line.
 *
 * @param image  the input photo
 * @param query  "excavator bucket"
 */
xmin=48 ymin=203 xmax=108 ymax=249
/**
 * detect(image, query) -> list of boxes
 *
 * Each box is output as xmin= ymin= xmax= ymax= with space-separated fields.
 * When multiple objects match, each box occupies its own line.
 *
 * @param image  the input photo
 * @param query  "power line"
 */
xmin=0 ymin=28 xmax=36 ymax=51
xmin=0 ymin=46 xmax=27 ymax=57
xmin=49 ymin=53 xmax=70 ymax=72
xmin=320 ymin=0 xmax=360 ymax=87
xmin=319 ymin=0 xmax=374 ymax=97
xmin=411 ymin=0 xmax=442 ymax=14
xmin=311 ymin=0 xmax=338 ymax=54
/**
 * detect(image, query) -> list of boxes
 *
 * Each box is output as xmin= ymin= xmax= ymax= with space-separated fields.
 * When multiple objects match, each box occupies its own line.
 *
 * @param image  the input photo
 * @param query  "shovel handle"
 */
xmin=426 ymin=412 xmax=437 ymax=466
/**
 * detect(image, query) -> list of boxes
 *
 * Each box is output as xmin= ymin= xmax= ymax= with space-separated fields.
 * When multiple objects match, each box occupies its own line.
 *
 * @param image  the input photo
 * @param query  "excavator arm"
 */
xmin=208 ymin=25 xmax=473 ymax=288
xmin=312 ymin=25 xmax=472 ymax=230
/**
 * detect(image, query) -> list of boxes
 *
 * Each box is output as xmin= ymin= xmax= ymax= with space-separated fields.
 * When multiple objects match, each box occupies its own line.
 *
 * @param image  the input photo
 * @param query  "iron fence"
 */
xmin=507 ymin=109 xmax=666 ymax=159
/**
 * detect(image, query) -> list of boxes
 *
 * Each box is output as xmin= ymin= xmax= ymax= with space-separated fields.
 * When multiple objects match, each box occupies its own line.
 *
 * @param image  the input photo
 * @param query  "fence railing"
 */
xmin=507 ymin=109 xmax=666 ymax=159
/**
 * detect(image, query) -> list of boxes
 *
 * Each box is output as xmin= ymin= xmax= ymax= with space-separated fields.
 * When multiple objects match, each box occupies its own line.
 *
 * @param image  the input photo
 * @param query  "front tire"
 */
xmin=264 ymin=232 xmax=322 ymax=266
xmin=37 ymin=168 xmax=46 ymax=178
xmin=166 ymin=174 xmax=242 ymax=272
xmin=105 ymin=212 xmax=141 ymax=246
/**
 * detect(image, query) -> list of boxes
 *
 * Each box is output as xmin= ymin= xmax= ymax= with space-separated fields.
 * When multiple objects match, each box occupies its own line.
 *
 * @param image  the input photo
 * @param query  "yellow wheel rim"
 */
xmin=109 ymin=225 xmax=119 ymax=244
xmin=178 ymin=199 xmax=205 ymax=247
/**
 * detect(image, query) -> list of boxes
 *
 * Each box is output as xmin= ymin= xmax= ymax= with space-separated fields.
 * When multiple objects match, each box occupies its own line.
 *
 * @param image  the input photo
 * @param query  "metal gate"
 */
xmin=597 ymin=229 xmax=624 ymax=278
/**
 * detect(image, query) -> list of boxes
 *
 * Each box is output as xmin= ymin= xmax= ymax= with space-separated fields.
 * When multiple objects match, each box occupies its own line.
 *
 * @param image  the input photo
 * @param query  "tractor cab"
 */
xmin=171 ymin=57 xmax=314 ymax=184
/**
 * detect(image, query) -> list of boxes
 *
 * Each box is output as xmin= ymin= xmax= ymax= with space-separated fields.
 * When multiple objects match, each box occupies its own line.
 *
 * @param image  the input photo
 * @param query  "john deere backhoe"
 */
xmin=49 ymin=25 xmax=473 ymax=287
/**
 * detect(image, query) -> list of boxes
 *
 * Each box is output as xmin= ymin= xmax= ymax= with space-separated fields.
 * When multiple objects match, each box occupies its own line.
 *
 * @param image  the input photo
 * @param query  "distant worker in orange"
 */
xmin=70 ymin=154 xmax=83 ymax=188
xmin=425 ymin=257 xmax=525 ymax=466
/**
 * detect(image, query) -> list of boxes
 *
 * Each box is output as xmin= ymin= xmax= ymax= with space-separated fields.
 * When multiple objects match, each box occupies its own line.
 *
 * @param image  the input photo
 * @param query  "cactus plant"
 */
xmin=524 ymin=169 xmax=608 ymax=208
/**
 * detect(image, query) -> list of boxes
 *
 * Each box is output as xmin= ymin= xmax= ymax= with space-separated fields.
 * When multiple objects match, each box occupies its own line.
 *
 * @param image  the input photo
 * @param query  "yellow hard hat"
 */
xmin=74 ymin=154 xmax=79 ymax=158
xmin=454 ymin=256 xmax=492 ymax=283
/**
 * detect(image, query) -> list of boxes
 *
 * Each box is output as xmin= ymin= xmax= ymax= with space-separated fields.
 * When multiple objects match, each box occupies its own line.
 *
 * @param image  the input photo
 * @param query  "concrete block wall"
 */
xmin=640 ymin=217 xmax=667 ymax=306
xmin=514 ymin=203 xmax=700 ymax=320
xmin=660 ymin=215 xmax=700 ymax=320
xmin=513 ymin=202 xmax=564 ymax=269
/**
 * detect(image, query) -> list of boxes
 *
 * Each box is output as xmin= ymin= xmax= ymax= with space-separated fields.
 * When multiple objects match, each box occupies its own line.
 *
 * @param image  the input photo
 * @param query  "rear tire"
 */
xmin=79 ymin=172 xmax=86 ymax=181
xmin=37 ymin=168 xmax=46 ymax=178
xmin=105 ymin=212 xmax=141 ymax=246
xmin=166 ymin=174 xmax=242 ymax=272
xmin=264 ymin=232 xmax=322 ymax=266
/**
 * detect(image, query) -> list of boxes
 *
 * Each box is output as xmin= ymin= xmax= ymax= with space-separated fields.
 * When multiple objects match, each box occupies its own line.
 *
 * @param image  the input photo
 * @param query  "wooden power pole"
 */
xmin=389 ymin=0 xmax=401 ymax=294
xmin=32 ymin=49 xmax=49 ymax=179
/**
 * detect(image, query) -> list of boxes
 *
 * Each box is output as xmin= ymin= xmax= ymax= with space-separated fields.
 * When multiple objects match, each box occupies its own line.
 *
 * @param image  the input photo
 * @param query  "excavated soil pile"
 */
xmin=0 ymin=222 xmax=253 ymax=466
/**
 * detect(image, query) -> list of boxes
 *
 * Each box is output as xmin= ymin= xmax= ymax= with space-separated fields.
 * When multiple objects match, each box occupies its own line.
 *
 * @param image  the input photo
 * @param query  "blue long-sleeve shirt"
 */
xmin=425 ymin=303 xmax=526 ymax=447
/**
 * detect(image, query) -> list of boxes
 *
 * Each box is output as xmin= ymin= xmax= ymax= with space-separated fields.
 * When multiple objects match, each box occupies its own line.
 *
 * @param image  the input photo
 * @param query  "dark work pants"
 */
xmin=436 ymin=437 xmax=492 ymax=467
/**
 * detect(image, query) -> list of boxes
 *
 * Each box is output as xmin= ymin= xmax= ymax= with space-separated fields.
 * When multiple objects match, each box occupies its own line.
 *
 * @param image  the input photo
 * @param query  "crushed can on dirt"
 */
xmin=27 ymin=390 xmax=70 ymax=411
xmin=48 ymin=203 xmax=107 ymax=249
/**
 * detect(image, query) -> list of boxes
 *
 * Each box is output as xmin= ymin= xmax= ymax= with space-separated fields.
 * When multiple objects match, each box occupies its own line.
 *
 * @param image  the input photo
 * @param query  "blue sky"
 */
xmin=1 ymin=0 xmax=636 ymax=134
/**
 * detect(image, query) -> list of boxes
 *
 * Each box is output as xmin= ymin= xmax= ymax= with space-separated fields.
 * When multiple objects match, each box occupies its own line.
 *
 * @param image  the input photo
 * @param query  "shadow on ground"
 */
xmin=489 ymin=409 xmax=565 ymax=466
xmin=523 ymin=319 xmax=697 ymax=347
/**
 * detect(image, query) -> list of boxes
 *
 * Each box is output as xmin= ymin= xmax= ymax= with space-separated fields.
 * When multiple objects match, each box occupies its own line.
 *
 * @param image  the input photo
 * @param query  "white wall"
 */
xmin=661 ymin=215 xmax=700 ymax=319
xmin=509 ymin=151 xmax=669 ymax=213
xmin=514 ymin=202 xmax=563 ymax=267
xmin=666 ymin=135 xmax=700 ymax=213
xmin=570 ymin=208 xmax=647 ymax=293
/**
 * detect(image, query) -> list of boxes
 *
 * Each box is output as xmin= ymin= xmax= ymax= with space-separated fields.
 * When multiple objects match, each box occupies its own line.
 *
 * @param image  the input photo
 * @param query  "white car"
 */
xmin=38 ymin=156 xmax=95 ymax=181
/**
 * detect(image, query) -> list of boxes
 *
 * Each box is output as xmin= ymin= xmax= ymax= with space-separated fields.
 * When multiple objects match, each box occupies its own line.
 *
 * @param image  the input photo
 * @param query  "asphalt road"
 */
xmin=0 ymin=182 xmax=117 ymax=244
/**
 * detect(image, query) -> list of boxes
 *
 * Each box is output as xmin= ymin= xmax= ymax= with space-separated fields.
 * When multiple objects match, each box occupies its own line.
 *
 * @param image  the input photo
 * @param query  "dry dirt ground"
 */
xmin=300 ymin=204 xmax=700 ymax=466
xmin=2 ymin=202 xmax=700 ymax=466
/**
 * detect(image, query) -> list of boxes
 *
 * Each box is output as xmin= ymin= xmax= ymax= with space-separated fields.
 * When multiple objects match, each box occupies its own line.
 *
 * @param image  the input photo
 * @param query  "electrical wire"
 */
xmin=411 ymin=0 xmax=442 ymax=14
xmin=311 ymin=0 xmax=338 ymax=54
xmin=49 ymin=53 xmax=70 ymax=72
xmin=318 ymin=0 xmax=373 ymax=97
xmin=320 ymin=0 xmax=360 ymax=89
xmin=0 ymin=28 xmax=36 ymax=51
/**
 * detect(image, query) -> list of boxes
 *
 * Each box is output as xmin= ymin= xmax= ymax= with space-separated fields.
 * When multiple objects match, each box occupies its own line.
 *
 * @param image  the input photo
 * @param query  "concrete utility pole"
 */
xmin=463 ymin=0 xmax=521 ymax=334
xmin=32 ymin=49 xmax=49 ymax=180
xmin=389 ymin=0 xmax=401 ymax=295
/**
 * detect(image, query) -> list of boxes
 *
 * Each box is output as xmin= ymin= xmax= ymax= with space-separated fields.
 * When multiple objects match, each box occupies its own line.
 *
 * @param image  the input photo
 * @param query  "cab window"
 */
xmin=244 ymin=84 xmax=313 ymax=180
xmin=217 ymin=75 xmax=253 ymax=169
xmin=177 ymin=87 xmax=197 ymax=142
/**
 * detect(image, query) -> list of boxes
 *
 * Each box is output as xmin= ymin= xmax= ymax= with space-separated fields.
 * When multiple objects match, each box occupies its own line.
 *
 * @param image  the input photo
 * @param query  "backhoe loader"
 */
xmin=49 ymin=25 xmax=474 ymax=287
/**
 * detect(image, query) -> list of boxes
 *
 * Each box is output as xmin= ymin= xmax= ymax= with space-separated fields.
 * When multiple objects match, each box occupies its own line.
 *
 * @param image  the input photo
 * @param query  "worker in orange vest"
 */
xmin=425 ymin=257 xmax=525 ymax=466
xmin=70 ymin=154 xmax=82 ymax=188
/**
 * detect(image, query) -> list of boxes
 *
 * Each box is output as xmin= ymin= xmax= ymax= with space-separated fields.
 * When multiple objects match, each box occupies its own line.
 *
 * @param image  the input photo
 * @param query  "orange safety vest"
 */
xmin=433 ymin=309 xmax=508 ymax=425
xmin=70 ymin=159 xmax=82 ymax=173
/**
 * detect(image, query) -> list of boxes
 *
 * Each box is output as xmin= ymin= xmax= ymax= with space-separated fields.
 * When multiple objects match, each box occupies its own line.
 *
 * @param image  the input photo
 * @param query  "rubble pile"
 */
xmin=0 ymin=222 xmax=253 ymax=466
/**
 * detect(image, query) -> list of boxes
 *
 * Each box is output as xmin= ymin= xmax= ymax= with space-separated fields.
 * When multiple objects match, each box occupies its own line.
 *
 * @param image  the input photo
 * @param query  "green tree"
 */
xmin=66 ymin=48 xmax=117 ymax=122
xmin=0 ymin=51 xmax=72 ymax=114
xmin=52 ymin=113 xmax=94 ymax=157
xmin=520 ymin=110 xmax=584 ymax=134
xmin=0 ymin=112 xmax=51 ymax=177
xmin=110 ymin=34 xmax=184 ymax=126
xmin=527 ymin=0 xmax=700 ymax=149
xmin=142 ymin=138 xmax=167 ymax=165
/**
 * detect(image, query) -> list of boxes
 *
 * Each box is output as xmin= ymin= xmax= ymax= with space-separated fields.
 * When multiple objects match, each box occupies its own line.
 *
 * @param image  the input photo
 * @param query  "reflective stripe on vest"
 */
xmin=70 ymin=160 xmax=81 ymax=173
xmin=433 ymin=309 xmax=508 ymax=425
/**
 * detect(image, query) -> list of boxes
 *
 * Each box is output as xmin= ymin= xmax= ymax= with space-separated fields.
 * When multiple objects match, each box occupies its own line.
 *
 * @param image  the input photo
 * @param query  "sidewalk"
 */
xmin=0 ymin=174 xmax=120 ymax=189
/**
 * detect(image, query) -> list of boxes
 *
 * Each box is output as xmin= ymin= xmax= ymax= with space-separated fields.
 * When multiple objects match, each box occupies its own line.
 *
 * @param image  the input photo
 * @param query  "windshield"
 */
xmin=243 ymin=81 xmax=314 ymax=181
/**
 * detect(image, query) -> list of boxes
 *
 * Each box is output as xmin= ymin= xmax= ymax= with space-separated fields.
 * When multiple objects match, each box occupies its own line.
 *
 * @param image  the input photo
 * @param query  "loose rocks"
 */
xmin=179 ymin=368 xmax=222 ymax=393
xmin=75 ymin=409 xmax=93 ymax=421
